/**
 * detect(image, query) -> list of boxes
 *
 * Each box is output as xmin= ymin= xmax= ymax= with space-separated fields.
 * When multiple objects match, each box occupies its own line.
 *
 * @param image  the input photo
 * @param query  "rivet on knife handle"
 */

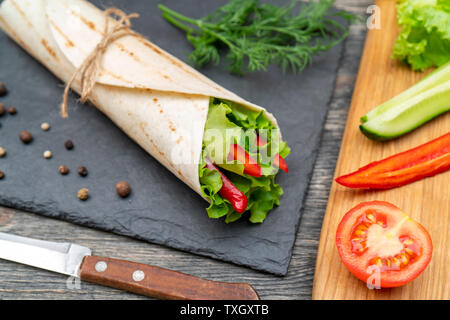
xmin=79 ymin=256 xmax=260 ymax=300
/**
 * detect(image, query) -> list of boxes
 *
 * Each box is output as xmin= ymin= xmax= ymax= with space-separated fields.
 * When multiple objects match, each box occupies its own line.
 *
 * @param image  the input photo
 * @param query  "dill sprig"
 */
xmin=158 ymin=0 xmax=357 ymax=74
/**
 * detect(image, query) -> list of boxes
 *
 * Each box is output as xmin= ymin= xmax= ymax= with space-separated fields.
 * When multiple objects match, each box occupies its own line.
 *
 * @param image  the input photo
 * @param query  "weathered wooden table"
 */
xmin=0 ymin=0 xmax=371 ymax=299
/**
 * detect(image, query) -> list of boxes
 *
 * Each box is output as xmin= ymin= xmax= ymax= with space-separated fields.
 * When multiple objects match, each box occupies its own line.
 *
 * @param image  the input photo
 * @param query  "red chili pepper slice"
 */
xmin=255 ymin=136 xmax=289 ymax=173
xmin=228 ymin=144 xmax=262 ymax=177
xmin=205 ymin=157 xmax=248 ymax=213
xmin=336 ymin=132 xmax=450 ymax=189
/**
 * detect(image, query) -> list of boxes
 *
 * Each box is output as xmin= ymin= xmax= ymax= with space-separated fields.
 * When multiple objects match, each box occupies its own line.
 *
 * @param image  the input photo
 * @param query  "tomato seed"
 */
xmin=403 ymin=239 xmax=413 ymax=245
xmin=401 ymin=254 xmax=409 ymax=265
xmin=392 ymin=257 xmax=400 ymax=266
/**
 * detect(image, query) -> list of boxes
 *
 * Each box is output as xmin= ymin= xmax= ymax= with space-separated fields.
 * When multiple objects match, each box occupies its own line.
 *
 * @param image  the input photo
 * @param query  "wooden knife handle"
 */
xmin=79 ymin=256 xmax=259 ymax=300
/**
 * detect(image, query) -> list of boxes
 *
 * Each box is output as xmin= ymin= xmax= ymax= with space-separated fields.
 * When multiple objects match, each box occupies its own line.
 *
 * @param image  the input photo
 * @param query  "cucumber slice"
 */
xmin=361 ymin=61 xmax=450 ymax=123
xmin=360 ymin=80 xmax=450 ymax=141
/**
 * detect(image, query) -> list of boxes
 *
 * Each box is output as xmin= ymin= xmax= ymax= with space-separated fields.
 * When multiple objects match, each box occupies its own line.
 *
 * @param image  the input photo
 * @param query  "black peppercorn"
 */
xmin=77 ymin=166 xmax=88 ymax=177
xmin=0 ymin=82 xmax=7 ymax=97
xmin=8 ymin=106 xmax=17 ymax=115
xmin=64 ymin=140 xmax=74 ymax=150
xmin=0 ymin=170 xmax=4 ymax=179
xmin=116 ymin=181 xmax=131 ymax=198
xmin=19 ymin=130 xmax=33 ymax=144
xmin=0 ymin=103 xmax=5 ymax=117
xmin=58 ymin=165 xmax=69 ymax=175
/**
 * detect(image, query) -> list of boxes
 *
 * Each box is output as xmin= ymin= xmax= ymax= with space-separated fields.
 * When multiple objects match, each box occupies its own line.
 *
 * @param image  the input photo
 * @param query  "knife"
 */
xmin=0 ymin=232 xmax=259 ymax=300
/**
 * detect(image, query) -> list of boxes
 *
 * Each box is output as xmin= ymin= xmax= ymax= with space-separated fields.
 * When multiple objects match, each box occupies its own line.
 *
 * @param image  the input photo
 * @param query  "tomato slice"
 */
xmin=336 ymin=201 xmax=432 ymax=288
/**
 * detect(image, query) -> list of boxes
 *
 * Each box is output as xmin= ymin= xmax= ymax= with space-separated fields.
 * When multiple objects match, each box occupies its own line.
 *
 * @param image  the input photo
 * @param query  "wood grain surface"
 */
xmin=0 ymin=0 xmax=370 ymax=299
xmin=313 ymin=0 xmax=449 ymax=300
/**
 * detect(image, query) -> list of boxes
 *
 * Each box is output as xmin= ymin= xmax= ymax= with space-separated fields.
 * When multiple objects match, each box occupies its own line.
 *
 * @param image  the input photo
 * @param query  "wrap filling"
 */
xmin=199 ymin=98 xmax=290 ymax=223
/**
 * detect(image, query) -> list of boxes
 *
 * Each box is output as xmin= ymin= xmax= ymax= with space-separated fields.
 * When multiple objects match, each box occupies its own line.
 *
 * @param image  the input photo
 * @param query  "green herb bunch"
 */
xmin=159 ymin=0 xmax=356 ymax=74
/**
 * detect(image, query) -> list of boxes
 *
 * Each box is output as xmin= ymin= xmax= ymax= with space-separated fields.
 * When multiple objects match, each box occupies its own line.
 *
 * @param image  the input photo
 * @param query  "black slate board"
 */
xmin=0 ymin=0 xmax=343 ymax=275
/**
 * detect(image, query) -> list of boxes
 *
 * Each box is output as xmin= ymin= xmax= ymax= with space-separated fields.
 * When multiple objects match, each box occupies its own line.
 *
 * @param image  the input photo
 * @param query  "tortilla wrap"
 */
xmin=0 ymin=0 xmax=281 ymax=197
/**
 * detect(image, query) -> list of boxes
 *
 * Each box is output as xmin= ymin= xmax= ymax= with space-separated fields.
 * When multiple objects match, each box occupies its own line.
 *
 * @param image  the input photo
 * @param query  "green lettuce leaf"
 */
xmin=393 ymin=0 xmax=450 ymax=71
xmin=199 ymin=99 xmax=290 ymax=223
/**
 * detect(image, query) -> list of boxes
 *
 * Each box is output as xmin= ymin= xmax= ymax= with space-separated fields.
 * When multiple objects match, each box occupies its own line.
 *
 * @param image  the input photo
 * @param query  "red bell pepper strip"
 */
xmin=255 ymin=136 xmax=289 ymax=173
xmin=336 ymin=132 xmax=450 ymax=189
xmin=228 ymin=144 xmax=262 ymax=177
xmin=273 ymin=153 xmax=289 ymax=174
xmin=205 ymin=157 xmax=248 ymax=213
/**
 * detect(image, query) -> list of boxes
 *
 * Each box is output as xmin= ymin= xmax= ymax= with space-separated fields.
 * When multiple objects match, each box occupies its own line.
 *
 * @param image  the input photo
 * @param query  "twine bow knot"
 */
xmin=61 ymin=8 xmax=139 ymax=118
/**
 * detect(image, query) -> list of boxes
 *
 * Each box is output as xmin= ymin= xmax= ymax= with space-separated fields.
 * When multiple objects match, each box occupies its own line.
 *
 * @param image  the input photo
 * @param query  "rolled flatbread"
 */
xmin=0 ymin=0 xmax=285 ymax=218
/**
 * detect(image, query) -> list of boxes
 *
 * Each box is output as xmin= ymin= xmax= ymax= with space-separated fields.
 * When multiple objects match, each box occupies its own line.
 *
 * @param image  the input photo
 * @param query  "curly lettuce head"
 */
xmin=393 ymin=0 xmax=450 ymax=71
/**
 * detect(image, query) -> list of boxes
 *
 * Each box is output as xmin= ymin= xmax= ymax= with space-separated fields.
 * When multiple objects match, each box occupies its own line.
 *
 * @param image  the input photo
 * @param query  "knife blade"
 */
xmin=0 ymin=232 xmax=259 ymax=300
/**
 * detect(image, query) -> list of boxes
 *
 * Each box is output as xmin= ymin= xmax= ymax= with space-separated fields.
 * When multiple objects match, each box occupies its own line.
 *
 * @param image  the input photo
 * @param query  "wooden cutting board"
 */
xmin=312 ymin=0 xmax=449 ymax=300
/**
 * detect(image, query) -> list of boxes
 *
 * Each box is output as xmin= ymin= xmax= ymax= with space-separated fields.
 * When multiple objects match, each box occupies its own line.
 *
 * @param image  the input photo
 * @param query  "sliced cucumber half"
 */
xmin=360 ymin=80 xmax=450 ymax=141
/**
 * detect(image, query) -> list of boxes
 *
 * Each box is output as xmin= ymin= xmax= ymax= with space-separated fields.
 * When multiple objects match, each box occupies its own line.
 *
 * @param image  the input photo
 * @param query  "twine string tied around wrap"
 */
xmin=61 ymin=8 xmax=140 ymax=118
